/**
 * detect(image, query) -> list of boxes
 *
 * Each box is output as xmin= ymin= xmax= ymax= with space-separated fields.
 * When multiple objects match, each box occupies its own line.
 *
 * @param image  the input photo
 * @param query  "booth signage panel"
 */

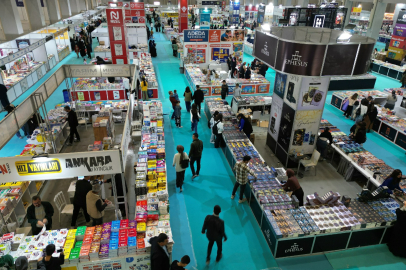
xmin=209 ymin=30 xmax=221 ymax=42
xmin=331 ymin=95 xmax=343 ymax=109
xmin=100 ymin=65 xmax=131 ymax=77
xmin=379 ymin=123 xmax=397 ymax=142
xmin=253 ymin=31 xmax=278 ymax=68
xmin=322 ymin=44 xmax=358 ymax=76
xmin=353 ymin=43 xmax=375 ymax=75
xmin=395 ymin=132 xmax=406 ymax=150
xmin=107 ymin=8 xmax=129 ymax=64
xmin=130 ymin=2 xmax=145 ymax=9
xmin=66 ymin=65 xmax=102 ymax=77
xmin=258 ymin=4 xmax=265 ymax=24
xmin=179 ymin=0 xmax=189 ymax=33
xmin=390 ymin=36 xmax=406 ymax=50
xmin=394 ymin=24 xmax=406 ymax=38
xmin=0 ymin=150 xmax=122 ymax=182
xmin=396 ymin=11 xmax=406 ymax=25
xmin=184 ymin=30 xmax=209 ymax=42
xmin=275 ymin=237 xmax=314 ymax=258
xmin=0 ymin=39 xmax=46 ymax=66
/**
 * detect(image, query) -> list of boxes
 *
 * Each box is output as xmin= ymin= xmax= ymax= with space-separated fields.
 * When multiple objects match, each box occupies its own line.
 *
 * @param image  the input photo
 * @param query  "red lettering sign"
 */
xmin=130 ymin=2 xmax=145 ymax=9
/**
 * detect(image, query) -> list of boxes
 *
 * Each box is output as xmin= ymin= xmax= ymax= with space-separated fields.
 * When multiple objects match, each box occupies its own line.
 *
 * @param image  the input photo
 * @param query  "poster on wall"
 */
xmin=257 ymin=84 xmax=270 ymax=93
xmin=184 ymin=30 xmax=209 ymax=42
xmin=233 ymin=43 xmax=243 ymax=58
xmin=220 ymin=30 xmax=244 ymax=41
xmin=269 ymin=94 xmax=283 ymax=140
xmin=209 ymin=30 xmax=221 ymax=42
xmin=274 ymin=72 xmax=287 ymax=99
xmin=125 ymin=255 xmax=151 ymax=269
xmin=290 ymin=110 xmax=323 ymax=154
xmin=16 ymin=39 xmax=31 ymax=49
xmin=200 ymin=13 xmax=211 ymax=29
xmin=242 ymin=85 xmax=256 ymax=94
xmin=212 ymin=86 xmax=222 ymax=95
xmin=284 ymin=74 xmax=302 ymax=110
xmin=277 ymin=103 xmax=296 ymax=152
xmin=200 ymin=86 xmax=210 ymax=96
xmin=297 ymin=77 xmax=329 ymax=111
xmin=212 ymin=48 xmax=229 ymax=63
xmin=188 ymin=48 xmax=206 ymax=63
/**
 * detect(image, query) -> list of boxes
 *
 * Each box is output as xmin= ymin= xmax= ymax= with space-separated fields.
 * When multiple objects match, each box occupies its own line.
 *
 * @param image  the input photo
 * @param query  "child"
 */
xmin=171 ymin=255 xmax=190 ymax=270
xmin=173 ymin=90 xmax=180 ymax=101
xmin=174 ymin=101 xmax=182 ymax=128
xmin=83 ymin=58 xmax=87 ymax=65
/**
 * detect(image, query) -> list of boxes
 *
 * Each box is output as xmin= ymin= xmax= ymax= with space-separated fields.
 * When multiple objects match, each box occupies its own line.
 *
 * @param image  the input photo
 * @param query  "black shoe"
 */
xmin=206 ymin=259 xmax=210 ymax=265
xmin=216 ymin=254 xmax=222 ymax=262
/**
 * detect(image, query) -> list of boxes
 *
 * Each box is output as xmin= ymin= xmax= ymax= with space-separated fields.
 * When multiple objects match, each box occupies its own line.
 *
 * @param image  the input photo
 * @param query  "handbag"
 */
xmin=180 ymin=153 xmax=189 ymax=169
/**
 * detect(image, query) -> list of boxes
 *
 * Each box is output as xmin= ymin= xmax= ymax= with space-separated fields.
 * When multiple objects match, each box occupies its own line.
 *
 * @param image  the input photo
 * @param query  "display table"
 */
xmin=136 ymin=53 xmax=159 ymax=99
xmin=231 ymin=95 xmax=272 ymax=114
xmin=185 ymin=64 xmax=270 ymax=96
xmin=58 ymin=45 xmax=70 ymax=61
xmin=329 ymin=74 xmax=377 ymax=90
xmin=371 ymin=60 xmax=406 ymax=80
xmin=48 ymin=55 xmax=57 ymax=70
xmin=330 ymin=90 xmax=389 ymax=111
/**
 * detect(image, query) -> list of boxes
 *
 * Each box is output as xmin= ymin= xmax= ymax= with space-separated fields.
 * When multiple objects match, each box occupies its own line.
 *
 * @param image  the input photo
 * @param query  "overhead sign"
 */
xmin=101 ymin=65 xmax=131 ymax=77
xmin=0 ymin=151 xmax=123 ymax=182
xmin=253 ymin=31 xmax=278 ymax=67
xmin=64 ymin=65 xmax=134 ymax=78
xmin=179 ymin=0 xmax=188 ymax=33
xmin=184 ymin=30 xmax=209 ymax=42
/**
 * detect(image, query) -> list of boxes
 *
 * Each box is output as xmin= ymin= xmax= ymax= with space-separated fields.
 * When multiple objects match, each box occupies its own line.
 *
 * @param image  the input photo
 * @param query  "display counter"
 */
xmin=205 ymin=99 xmax=397 ymax=258
xmin=231 ymin=95 xmax=272 ymax=114
xmin=185 ymin=64 xmax=270 ymax=96
xmin=329 ymin=74 xmax=377 ymax=90
xmin=330 ymin=90 xmax=388 ymax=111
xmin=372 ymin=60 xmax=406 ymax=80
xmin=58 ymin=45 xmax=70 ymax=61
xmin=136 ymin=53 xmax=159 ymax=99
xmin=71 ymin=78 xmax=128 ymax=101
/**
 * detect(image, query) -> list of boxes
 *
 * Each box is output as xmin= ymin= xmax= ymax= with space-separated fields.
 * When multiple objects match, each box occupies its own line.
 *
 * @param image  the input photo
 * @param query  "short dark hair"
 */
xmin=64 ymin=106 xmax=71 ymax=110
xmin=193 ymin=133 xmax=198 ymax=138
xmin=32 ymin=195 xmax=41 ymax=201
xmin=157 ymin=233 xmax=168 ymax=243
xmin=45 ymin=244 xmax=55 ymax=256
xmin=324 ymin=127 xmax=330 ymax=132
xmin=214 ymin=205 xmax=221 ymax=215
xmin=243 ymin=156 xmax=251 ymax=162
xmin=181 ymin=255 xmax=190 ymax=264
xmin=222 ymin=80 xmax=226 ymax=83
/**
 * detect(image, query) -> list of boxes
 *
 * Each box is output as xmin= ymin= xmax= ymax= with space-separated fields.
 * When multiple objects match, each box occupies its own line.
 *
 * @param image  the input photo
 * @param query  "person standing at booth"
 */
xmin=71 ymin=177 xmax=92 ymax=228
xmin=141 ymin=77 xmax=149 ymax=101
xmin=86 ymin=182 xmax=111 ymax=225
xmin=27 ymin=196 xmax=54 ymax=235
xmin=221 ymin=80 xmax=229 ymax=100
xmin=64 ymin=106 xmax=80 ymax=146
xmin=192 ymin=85 xmax=204 ymax=114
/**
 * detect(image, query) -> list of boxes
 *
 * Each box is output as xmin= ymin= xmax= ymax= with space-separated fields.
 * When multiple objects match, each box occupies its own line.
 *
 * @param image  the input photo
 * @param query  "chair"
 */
xmin=297 ymin=150 xmax=321 ymax=177
xmin=112 ymin=109 xmax=124 ymax=123
xmin=251 ymin=111 xmax=261 ymax=124
xmin=54 ymin=191 xmax=74 ymax=224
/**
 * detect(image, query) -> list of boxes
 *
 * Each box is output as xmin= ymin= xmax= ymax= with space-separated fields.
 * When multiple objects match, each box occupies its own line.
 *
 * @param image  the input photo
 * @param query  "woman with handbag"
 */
xmin=173 ymin=145 xmax=189 ymax=193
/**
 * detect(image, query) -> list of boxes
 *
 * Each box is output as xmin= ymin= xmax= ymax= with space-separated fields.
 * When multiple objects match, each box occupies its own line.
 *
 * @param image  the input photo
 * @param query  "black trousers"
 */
xmin=195 ymin=102 xmax=202 ymax=114
xmin=190 ymin=156 xmax=201 ymax=176
xmin=92 ymin=217 xmax=103 ymax=226
xmin=215 ymin=134 xmax=222 ymax=148
xmin=207 ymin=238 xmax=222 ymax=260
xmin=69 ymin=126 xmax=80 ymax=143
xmin=232 ymin=182 xmax=246 ymax=200
xmin=176 ymin=170 xmax=185 ymax=189
xmin=292 ymin=187 xmax=304 ymax=206
xmin=231 ymin=67 xmax=236 ymax=78
xmin=221 ymin=92 xmax=227 ymax=100
xmin=71 ymin=202 xmax=90 ymax=226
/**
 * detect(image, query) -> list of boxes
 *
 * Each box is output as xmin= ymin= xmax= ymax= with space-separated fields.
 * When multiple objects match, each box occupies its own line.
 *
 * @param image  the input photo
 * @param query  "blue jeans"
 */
xmin=171 ymin=106 xmax=175 ymax=119
xmin=192 ymin=119 xmax=198 ymax=133
xmin=16 ymin=131 xmax=22 ymax=139
xmin=185 ymin=101 xmax=191 ymax=112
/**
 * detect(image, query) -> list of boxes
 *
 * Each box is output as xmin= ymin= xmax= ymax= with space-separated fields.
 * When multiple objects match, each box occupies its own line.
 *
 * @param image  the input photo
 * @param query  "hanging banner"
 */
xmin=106 ymin=8 xmax=129 ymax=64
xmin=200 ymin=14 xmax=211 ymax=29
xmin=269 ymin=92 xmax=283 ymax=141
xmin=258 ymin=4 xmax=265 ymax=24
xmin=0 ymin=150 xmax=122 ymax=182
xmin=179 ymin=0 xmax=188 ymax=33
xmin=277 ymin=103 xmax=296 ymax=152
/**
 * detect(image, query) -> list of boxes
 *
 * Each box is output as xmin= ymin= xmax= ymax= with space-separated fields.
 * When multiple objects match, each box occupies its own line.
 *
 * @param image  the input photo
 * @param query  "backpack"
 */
xmin=212 ymin=121 xmax=220 ymax=135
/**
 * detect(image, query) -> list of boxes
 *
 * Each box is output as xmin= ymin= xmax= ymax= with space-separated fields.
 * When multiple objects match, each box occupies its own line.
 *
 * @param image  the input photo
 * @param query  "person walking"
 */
xmin=141 ymin=77 xmax=148 ymax=101
xmin=245 ymin=64 xmax=252 ymax=79
xmin=192 ymin=85 xmax=204 ymax=114
xmin=27 ymin=196 xmax=54 ymax=235
xmin=317 ymin=127 xmax=333 ymax=160
xmin=221 ymin=80 xmax=229 ymax=100
xmin=64 ymin=106 xmax=80 ymax=146
xmin=190 ymin=103 xmax=201 ymax=134
xmin=213 ymin=113 xmax=224 ymax=148
xmin=344 ymin=93 xmax=358 ymax=118
xmin=202 ymin=205 xmax=227 ymax=264
xmin=43 ymin=244 xmax=64 ymax=270
xmin=173 ymin=145 xmax=188 ymax=192
xmin=189 ymin=133 xmax=203 ymax=180
xmin=231 ymin=155 xmax=255 ymax=203
xmin=86 ymin=182 xmax=111 ymax=225
xmin=209 ymin=111 xmax=219 ymax=144
xmin=231 ymin=55 xmax=237 ymax=78
xmin=237 ymin=113 xmax=253 ymax=139
xmin=184 ymin=86 xmax=192 ymax=112
xmin=150 ymin=233 xmax=170 ymax=270
xmin=174 ymin=101 xmax=182 ymax=128
xmin=71 ymin=177 xmax=92 ymax=227
xmin=282 ymin=169 xmax=304 ymax=206
xmin=172 ymin=41 xmax=178 ymax=57
xmin=238 ymin=62 xmax=245 ymax=78
xmin=171 ymin=255 xmax=190 ymax=270
xmin=169 ymin=91 xmax=178 ymax=119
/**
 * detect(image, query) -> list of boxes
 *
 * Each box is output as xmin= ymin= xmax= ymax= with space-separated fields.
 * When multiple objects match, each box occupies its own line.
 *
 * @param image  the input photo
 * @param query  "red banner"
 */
xmin=178 ymin=0 xmax=188 ymax=34
xmin=390 ymin=36 xmax=406 ymax=50
xmin=209 ymin=30 xmax=221 ymax=42
xmin=130 ymin=2 xmax=144 ymax=9
xmin=131 ymin=10 xmax=145 ymax=17
xmin=106 ymin=8 xmax=129 ymax=64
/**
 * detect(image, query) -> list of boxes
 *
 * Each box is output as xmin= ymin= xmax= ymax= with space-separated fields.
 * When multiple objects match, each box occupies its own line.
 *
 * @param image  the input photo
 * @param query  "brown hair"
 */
xmin=351 ymin=93 xmax=358 ymax=100
xmin=177 ymin=145 xmax=185 ymax=164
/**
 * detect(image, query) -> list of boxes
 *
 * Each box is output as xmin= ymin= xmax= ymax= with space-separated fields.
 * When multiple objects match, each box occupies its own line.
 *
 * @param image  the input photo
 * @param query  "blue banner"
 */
xmin=184 ymin=30 xmax=209 ymax=42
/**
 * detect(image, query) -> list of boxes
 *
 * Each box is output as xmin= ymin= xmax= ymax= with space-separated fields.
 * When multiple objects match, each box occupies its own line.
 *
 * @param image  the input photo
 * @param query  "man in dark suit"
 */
xmin=64 ymin=106 xmax=80 ymax=146
xmin=150 ymin=233 xmax=170 ymax=270
xmin=192 ymin=85 xmax=204 ymax=114
xmin=202 ymin=205 xmax=227 ymax=265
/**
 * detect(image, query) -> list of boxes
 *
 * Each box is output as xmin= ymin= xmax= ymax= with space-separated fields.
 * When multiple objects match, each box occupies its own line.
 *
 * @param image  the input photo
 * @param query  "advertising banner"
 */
xmin=387 ymin=47 xmax=405 ymax=61
xmin=275 ymin=41 xmax=326 ymax=76
xmin=269 ymin=94 xmax=283 ymax=140
xmin=184 ymin=30 xmax=209 ymax=42
xmin=179 ymin=0 xmax=188 ymax=33
xmin=200 ymin=14 xmax=211 ymax=29
xmin=297 ymin=76 xmax=330 ymax=111
xmin=322 ymin=44 xmax=359 ymax=76
xmin=277 ymin=103 xmax=296 ymax=152
xmin=0 ymin=151 xmax=122 ymax=182
xmin=290 ymin=110 xmax=323 ymax=154
xmin=253 ymin=31 xmax=278 ymax=67
xmin=258 ymin=4 xmax=265 ymax=24
xmin=394 ymin=24 xmax=406 ymax=38
xmin=283 ymin=74 xmax=302 ymax=110
xmin=274 ymin=72 xmax=287 ymax=99
xmin=212 ymin=48 xmax=229 ymax=62
xmin=209 ymin=30 xmax=221 ymax=42
xmin=106 ymin=8 xmax=129 ymax=64
xmin=396 ymin=11 xmax=406 ymax=25
xmin=390 ymin=36 xmax=406 ymax=50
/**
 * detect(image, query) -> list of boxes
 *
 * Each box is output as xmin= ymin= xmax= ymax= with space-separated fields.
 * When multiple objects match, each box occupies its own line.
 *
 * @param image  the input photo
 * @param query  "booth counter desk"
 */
xmin=371 ymin=60 xmax=406 ymax=80
xmin=185 ymin=64 xmax=270 ymax=96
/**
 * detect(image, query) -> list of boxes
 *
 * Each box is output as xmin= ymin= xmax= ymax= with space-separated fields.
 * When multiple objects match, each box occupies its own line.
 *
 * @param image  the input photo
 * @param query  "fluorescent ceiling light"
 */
xmin=154 ymin=2 xmax=160 ymax=5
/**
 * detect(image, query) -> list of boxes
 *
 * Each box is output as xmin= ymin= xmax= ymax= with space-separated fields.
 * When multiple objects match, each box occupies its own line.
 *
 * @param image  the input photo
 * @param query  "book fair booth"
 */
xmin=183 ymin=29 xmax=271 ymax=96
xmin=0 ymin=64 xmax=172 ymax=269
xmin=210 ymin=26 xmax=406 ymax=258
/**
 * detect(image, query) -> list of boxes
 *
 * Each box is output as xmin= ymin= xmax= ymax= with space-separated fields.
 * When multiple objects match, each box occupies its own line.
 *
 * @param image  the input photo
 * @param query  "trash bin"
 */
xmin=63 ymin=89 xmax=70 ymax=102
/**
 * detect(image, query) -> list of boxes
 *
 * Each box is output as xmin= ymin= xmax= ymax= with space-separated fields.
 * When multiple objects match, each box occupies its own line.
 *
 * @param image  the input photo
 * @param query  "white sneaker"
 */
xmin=231 ymin=195 xmax=235 ymax=199
xmin=239 ymin=198 xmax=247 ymax=203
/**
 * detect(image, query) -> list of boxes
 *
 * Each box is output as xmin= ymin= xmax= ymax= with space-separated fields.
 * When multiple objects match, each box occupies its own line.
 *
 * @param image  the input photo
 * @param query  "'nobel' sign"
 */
xmin=15 ymin=159 xmax=62 ymax=176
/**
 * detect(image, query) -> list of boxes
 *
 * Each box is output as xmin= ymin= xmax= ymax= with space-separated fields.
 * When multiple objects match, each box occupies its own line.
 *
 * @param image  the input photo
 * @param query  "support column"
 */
xmin=59 ymin=0 xmax=72 ymax=17
xmin=25 ymin=0 xmax=46 ymax=31
xmin=344 ymin=0 xmax=353 ymax=27
xmin=367 ymin=0 xmax=387 ymax=39
xmin=46 ymin=0 xmax=61 ymax=24
xmin=70 ymin=0 xmax=81 ymax=14
xmin=0 ymin=0 xmax=23 ymax=37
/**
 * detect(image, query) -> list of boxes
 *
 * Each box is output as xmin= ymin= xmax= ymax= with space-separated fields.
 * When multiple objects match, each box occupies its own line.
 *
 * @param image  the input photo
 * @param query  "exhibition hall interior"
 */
xmin=0 ymin=0 xmax=406 ymax=269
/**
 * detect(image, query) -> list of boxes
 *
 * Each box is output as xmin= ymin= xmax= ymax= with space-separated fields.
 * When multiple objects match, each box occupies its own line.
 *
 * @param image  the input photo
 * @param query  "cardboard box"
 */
xmin=250 ymin=134 xmax=255 ymax=144
xmin=258 ymin=120 xmax=269 ymax=128
xmin=99 ymin=41 xmax=105 ymax=45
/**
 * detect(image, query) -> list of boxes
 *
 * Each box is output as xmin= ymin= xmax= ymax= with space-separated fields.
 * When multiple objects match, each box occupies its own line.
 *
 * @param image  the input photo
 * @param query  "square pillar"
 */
xmin=25 ymin=0 xmax=46 ymax=30
xmin=0 ymin=0 xmax=24 ymax=37
xmin=367 ymin=1 xmax=387 ymax=39
xmin=344 ymin=0 xmax=353 ymax=27
xmin=59 ymin=0 xmax=72 ymax=17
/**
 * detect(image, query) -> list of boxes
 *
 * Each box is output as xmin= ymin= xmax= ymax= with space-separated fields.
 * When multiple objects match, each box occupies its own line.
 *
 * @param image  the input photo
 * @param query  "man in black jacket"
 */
xmin=192 ymin=85 xmax=204 ymax=114
xmin=231 ymin=56 xmax=237 ymax=78
xmin=258 ymin=62 xmax=269 ymax=77
xmin=27 ymin=196 xmax=54 ymax=235
xmin=64 ymin=106 xmax=80 ymax=146
xmin=150 ymin=233 xmax=170 ymax=270
xmin=220 ymin=80 xmax=229 ymax=100
xmin=189 ymin=133 xmax=203 ymax=180
xmin=202 ymin=205 xmax=227 ymax=265
xmin=71 ymin=177 xmax=92 ymax=227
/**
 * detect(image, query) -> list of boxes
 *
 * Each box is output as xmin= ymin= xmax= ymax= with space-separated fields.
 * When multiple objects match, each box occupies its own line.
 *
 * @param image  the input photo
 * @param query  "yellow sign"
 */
xmin=15 ymin=159 xmax=62 ymax=176
xmin=351 ymin=7 xmax=362 ymax=13
xmin=162 ymin=12 xmax=179 ymax=17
